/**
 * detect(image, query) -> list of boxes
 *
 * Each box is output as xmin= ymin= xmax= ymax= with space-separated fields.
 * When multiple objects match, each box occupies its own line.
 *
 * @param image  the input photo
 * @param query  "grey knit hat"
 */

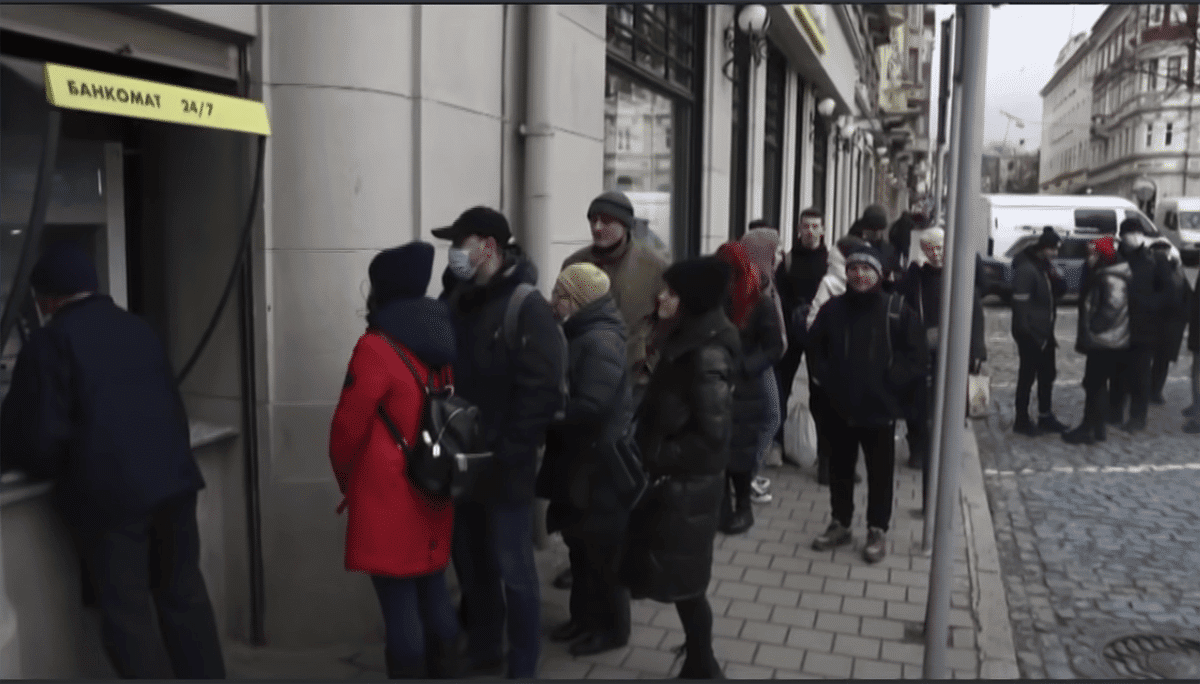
xmin=587 ymin=190 xmax=636 ymax=230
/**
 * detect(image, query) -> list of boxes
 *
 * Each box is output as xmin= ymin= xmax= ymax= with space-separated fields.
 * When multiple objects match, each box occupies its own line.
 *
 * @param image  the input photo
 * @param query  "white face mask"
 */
xmin=448 ymin=246 xmax=478 ymax=280
xmin=1121 ymin=232 xmax=1144 ymax=251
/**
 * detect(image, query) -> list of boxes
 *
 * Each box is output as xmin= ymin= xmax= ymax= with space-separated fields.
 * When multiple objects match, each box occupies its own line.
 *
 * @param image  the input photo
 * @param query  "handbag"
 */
xmin=967 ymin=368 xmax=990 ymax=418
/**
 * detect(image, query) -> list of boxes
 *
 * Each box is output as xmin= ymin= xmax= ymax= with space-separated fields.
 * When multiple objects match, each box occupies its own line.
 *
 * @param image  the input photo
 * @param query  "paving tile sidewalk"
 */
xmin=227 ymin=427 xmax=1019 ymax=680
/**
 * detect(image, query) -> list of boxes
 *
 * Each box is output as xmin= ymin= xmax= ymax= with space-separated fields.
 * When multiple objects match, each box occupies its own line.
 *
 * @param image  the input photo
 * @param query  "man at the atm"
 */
xmin=0 ymin=242 xmax=225 ymax=679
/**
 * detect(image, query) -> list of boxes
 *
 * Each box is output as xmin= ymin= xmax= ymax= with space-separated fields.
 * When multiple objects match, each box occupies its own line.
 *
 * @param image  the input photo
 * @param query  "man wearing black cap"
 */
xmin=564 ymin=190 xmax=669 ymax=411
xmin=1011 ymin=226 xmax=1070 ymax=435
xmin=0 ymin=243 xmax=225 ymax=678
xmin=806 ymin=245 xmax=926 ymax=564
xmin=433 ymin=206 xmax=567 ymax=678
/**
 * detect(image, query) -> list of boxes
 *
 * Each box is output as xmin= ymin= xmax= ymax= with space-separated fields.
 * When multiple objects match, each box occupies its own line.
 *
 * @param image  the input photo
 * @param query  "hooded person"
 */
xmin=1010 ymin=226 xmax=1070 ymax=436
xmin=621 ymin=256 xmax=739 ymax=679
xmin=852 ymin=204 xmax=901 ymax=284
xmin=538 ymin=262 xmax=637 ymax=657
xmin=806 ymin=244 xmax=927 ymax=564
xmin=741 ymin=227 xmax=789 ymax=487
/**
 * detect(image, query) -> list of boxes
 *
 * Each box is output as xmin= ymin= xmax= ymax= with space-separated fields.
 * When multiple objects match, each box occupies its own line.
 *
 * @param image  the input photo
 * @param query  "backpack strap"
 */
xmin=882 ymin=292 xmax=903 ymax=372
xmin=504 ymin=283 xmax=538 ymax=350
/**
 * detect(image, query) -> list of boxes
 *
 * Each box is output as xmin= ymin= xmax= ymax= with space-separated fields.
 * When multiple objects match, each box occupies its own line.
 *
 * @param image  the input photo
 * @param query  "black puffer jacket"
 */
xmin=1122 ymin=244 xmax=1171 ymax=348
xmin=0 ymin=295 xmax=204 ymax=533
xmin=807 ymin=289 xmax=927 ymax=428
xmin=439 ymin=245 xmax=567 ymax=505
xmin=1075 ymin=258 xmax=1132 ymax=352
xmin=622 ymin=308 xmax=739 ymax=603
xmin=537 ymin=294 xmax=633 ymax=541
xmin=1188 ymin=269 xmax=1200 ymax=354
xmin=1152 ymin=244 xmax=1191 ymax=360
xmin=1011 ymin=250 xmax=1064 ymax=348
xmin=895 ymin=263 xmax=987 ymax=366
xmin=727 ymin=297 xmax=785 ymax=473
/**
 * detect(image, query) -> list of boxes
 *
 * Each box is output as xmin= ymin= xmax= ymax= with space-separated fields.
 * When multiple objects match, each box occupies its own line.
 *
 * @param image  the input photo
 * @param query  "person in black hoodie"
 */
xmin=1010 ymin=227 xmax=1070 ymax=435
xmin=852 ymin=204 xmax=902 ymax=288
xmin=1062 ymin=236 xmax=1132 ymax=445
xmin=0 ymin=243 xmax=224 ymax=678
xmin=622 ymin=257 xmax=739 ymax=679
xmin=434 ymin=207 xmax=567 ymax=679
xmin=807 ymin=246 xmax=927 ymax=564
xmin=1109 ymin=218 xmax=1171 ymax=433
xmin=538 ymin=263 xmax=635 ymax=657
xmin=774 ymin=207 xmax=828 ymax=463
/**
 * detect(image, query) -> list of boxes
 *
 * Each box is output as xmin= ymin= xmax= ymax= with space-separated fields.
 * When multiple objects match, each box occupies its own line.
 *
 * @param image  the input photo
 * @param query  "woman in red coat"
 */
xmin=329 ymin=241 xmax=460 ymax=679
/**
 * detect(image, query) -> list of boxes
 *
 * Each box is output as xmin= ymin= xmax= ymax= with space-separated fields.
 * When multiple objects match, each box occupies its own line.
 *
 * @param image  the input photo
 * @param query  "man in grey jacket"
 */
xmin=1011 ymin=227 xmax=1071 ymax=436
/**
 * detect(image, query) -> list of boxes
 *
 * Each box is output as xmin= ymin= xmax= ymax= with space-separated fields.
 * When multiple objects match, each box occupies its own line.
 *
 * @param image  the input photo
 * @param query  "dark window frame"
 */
xmin=760 ymin=45 xmax=787 ymax=233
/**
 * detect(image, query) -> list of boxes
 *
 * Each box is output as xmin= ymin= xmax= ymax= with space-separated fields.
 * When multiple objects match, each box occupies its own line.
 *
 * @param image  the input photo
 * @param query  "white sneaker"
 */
xmin=750 ymin=491 xmax=773 ymax=504
xmin=752 ymin=476 xmax=771 ymax=494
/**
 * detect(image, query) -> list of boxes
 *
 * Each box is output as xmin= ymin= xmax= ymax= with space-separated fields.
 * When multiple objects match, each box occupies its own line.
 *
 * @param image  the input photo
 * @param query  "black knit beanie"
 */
xmin=862 ymin=205 xmax=889 ymax=233
xmin=30 ymin=242 xmax=99 ymax=296
xmin=663 ymin=257 xmax=732 ymax=316
xmin=369 ymin=241 xmax=435 ymax=306
xmin=587 ymin=190 xmax=636 ymax=230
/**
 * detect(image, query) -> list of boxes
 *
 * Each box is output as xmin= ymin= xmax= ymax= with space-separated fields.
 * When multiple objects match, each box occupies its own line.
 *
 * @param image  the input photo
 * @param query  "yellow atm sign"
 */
xmin=43 ymin=63 xmax=271 ymax=136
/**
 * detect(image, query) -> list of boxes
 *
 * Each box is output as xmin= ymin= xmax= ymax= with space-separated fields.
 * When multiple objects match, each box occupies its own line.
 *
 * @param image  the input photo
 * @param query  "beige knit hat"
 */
xmin=556 ymin=263 xmax=611 ymax=308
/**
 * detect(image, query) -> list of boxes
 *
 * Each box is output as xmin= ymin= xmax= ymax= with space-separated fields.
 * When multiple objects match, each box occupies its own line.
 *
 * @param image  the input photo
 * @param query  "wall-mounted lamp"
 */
xmin=876 ymin=146 xmax=889 ymax=157
xmin=817 ymin=97 xmax=837 ymax=118
xmin=722 ymin=5 xmax=771 ymax=81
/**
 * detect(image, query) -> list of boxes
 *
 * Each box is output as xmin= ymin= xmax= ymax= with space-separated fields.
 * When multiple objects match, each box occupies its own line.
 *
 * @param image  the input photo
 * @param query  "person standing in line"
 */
xmin=1061 ymin=237 xmax=1132 ymax=445
xmin=621 ymin=257 xmax=738 ymax=679
xmin=853 ymin=204 xmax=902 ymax=288
xmin=0 ymin=243 xmax=225 ymax=679
xmin=1148 ymin=240 xmax=1191 ymax=404
xmin=329 ymin=242 xmax=461 ymax=679
xmin=740 ymin=224 xmax=787 ymax=500
xmin=538 ymin=263 xmax=635 ymax=657
xmin=806 ymin=246 xmax=927 ymax=563
xmin=714 ymin=241 xmax=783 ymax=535
xmin=773 ymin=208 xmax=829 ymax=467
xmin=435 ymin=207 xmax=567 ymax=679
xmin=1109 ymin=218 xmax=1171 ymax=433
xmin=1183 ymin=268 xmax=1200 ymax=433
xmin=1010 ymin=226 xmax=1071 ymax=436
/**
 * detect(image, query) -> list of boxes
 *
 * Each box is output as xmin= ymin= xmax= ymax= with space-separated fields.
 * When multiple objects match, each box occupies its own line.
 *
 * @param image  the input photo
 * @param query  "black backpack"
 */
xmin=373 ymin=333 xmax=493 ymax=500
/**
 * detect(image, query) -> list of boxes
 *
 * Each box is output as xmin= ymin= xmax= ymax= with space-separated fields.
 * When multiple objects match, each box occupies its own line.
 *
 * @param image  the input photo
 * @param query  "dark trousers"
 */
xmin=76 ymin=491 xmax=225 ymax=679
xmin=774 ymin=345 xmax=805 ymax=442
xmin=451 ymin=500 xmax=541 ymax=678
xmin=1015 ymin=337 xmax=1057 ymax=418
xmin=564 ymin=535 xmax=631 ymax=641
xmin=905 ymin=365 xmax=935 ymax=513
xmin=674 ymin=594 xmax=714 ymax=659
xmin=370 ymin=571 xmax=459 ymax=671
xmin=809 ymin=381 xmax=835 ymax=477
xmin=1081 ymin=349 xmax=1127 ymax=427
xmin=826 ymin=411 xmax=896 ymax=531
xmin=1111 ymin=344 xmax=1153 ymax=424
xmin=1150 ymin=338 xmax=1179 ymax=399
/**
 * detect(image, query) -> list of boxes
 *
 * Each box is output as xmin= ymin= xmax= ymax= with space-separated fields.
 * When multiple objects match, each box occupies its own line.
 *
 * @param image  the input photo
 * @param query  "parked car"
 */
xmin=977 ymin=194 xmax=1168 ymax=303
xmin=1152 ymin=197 xmax=1200 ymax=266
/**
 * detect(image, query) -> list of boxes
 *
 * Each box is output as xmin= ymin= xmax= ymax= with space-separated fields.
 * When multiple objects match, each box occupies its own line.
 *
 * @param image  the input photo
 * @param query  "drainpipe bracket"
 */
xmin=519 ymin=123 xmax=556 ymax=138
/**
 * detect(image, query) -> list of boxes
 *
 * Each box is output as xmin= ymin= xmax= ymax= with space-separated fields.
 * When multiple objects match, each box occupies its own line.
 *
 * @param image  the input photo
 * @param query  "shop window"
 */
xmin=728 ymin=33 xmax=749 ymax=239
xmin=811 ymin=111 xmax=828 ymax=217
xmin=605 ymin=4 xmax=703 ymax=258
xmin=791 ymin=76 xmax=808 ymax=225
xmin=761 ymin=46 xmax=787 ymax=232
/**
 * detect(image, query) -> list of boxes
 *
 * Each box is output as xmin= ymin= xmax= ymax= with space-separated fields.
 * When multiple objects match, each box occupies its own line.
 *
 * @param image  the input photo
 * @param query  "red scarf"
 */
xmin=716 ymin=242 xmax=762 ymax=330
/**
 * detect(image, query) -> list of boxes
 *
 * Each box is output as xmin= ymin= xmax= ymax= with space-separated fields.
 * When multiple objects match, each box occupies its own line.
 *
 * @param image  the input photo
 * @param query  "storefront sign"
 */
xmin=792 ymin=5 xmax=827 ymax=55
xmin=43 ymin=63 xmax=271 ymax=136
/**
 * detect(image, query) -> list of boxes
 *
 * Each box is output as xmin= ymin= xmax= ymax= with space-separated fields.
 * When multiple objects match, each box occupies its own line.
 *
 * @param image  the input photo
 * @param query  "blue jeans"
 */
xmin=452 ymin=500 xmax=541 ymax=678
xmin=370 ymin=571 xmax=459 ymax=670
xmin=754 ymin=368 xmax=782 ymax=475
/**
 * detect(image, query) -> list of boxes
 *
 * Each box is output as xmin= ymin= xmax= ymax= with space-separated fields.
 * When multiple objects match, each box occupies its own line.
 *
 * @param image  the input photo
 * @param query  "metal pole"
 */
xmin=924 ymin=4 xmax=989 ymax=679
xmin=0 ymin=109 xmax=62 ymax=356
xmin=923 ymin=11 xmax=963 ymax=551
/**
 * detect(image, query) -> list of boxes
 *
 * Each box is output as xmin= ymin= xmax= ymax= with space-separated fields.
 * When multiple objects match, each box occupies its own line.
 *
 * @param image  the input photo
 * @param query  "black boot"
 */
xmin=718 ymin=483 xmax=737 ymax=534
xmin=1038 ymin=413 xmax=1070 ymax=433
xmin=1013 ymin=413 xmax=1039 ymax=436
xmin=425 ymin=637 xmax=464 ymax=679
xmin=385 ymin=649 xmax=427 ymax=679
xmin=676 ymin=645 xmax=724 ymax=679
xmin=726 ymin=494 xmax=754 ymax=535
xmin=1062 ymin=423 xmax=1095 ymax=445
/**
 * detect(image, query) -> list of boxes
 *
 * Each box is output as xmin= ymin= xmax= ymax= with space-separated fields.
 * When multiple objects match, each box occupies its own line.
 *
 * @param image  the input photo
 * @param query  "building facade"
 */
xmin=1040 ymin=4 xmax=1200 ymax=203
xmin=876 ymin=4 xmax=937 ymax=219
xmin=0 ymin=5 xmax=897 ymax=673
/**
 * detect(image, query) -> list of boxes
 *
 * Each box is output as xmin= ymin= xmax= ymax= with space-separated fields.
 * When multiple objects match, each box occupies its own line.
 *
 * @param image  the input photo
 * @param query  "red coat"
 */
xmin=329 ymin=331 xmax=454 ymax=578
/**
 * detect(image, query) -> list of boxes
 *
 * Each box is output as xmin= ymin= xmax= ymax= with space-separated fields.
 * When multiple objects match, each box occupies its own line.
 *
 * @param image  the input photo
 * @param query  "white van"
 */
xmin=1152 ymin=197 xmax=1200 ymax=265
xmin=977 ymin=194 xmax=1165 ymax=302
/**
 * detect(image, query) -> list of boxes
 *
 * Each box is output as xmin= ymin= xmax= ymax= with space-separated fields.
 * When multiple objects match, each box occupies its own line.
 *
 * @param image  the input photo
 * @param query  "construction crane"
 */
xmin=999 ymin=109 xmax=1026 ymax=151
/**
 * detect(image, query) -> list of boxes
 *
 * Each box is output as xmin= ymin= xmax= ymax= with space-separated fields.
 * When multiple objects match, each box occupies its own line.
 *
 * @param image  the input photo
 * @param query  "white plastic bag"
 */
xmin=784 ymin=363 xmax=819 ymax=469
xmin=967 ymin=370 xmax=991 ymax=418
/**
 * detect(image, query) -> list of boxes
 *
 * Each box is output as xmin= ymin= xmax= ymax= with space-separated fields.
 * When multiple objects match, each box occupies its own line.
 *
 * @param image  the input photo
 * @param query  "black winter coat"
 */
xmin=1122 ymin=245 xmax=1172 ymax=348
xmin=895 ymin=263 xmax=987 ymax=366
xmin=1152 ymin=245 xmax=1190 ymax=360
xmin=727 ymin=297 xmax=785 ymax=473
xmin=1011 ymin=250 xmax=1064 ymax=348
xmin=1075 ymin=259 xmax=1132 ymax=353
xmin=807 ymin=289 xmax=928 ymax=427
xmin=439 ymin=245 xmax=567 ymax=505
xmin=0 ymin=295 xmax=204 ymax=533
xmin=622 ymin=308 xmax=739 ymax=603
xmin=776 ymin=244 xmax=828 ymax=344
xmin=1188 ymin=269 xmax=1200 ymax=354
xmin=537 ymin=295 xmax=634 ymax=541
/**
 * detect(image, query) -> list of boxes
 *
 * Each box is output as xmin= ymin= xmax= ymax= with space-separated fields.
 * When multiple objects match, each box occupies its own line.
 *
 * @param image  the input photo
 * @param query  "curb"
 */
xmin=959 ymin=421 xmax=1020 ymax=679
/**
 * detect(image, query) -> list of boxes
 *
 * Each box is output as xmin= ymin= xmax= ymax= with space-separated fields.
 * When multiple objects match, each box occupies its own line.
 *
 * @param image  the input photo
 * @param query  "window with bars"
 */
xmin=606 ymin=4 xmax=696 ymax=93
xmin=1168 ymin=56 xmax=1181 ymax=85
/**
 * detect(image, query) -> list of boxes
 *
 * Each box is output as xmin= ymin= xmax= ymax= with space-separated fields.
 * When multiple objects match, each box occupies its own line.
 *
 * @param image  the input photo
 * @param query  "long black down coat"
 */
xmin=537 ymin=294 xmax=634 ymax=543
xmin=727 ymin=296 xmax=785 ymax=473
xmin=621 ymin=308 xmax=740 ymax=603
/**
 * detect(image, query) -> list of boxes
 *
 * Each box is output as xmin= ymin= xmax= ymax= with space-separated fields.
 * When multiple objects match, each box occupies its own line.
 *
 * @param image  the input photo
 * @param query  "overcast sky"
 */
xmin=931 ymin=4 xmax=1110 ymax=152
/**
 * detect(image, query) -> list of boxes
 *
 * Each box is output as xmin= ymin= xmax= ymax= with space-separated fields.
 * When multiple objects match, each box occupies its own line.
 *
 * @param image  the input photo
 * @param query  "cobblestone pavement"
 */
xmin=974 ymin=299 xmax=1200 ymax=679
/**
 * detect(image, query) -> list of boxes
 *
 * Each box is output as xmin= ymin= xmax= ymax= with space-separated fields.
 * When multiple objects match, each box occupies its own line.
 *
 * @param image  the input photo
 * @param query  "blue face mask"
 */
xmin=448 ymin=247 xmax=478 ymax=280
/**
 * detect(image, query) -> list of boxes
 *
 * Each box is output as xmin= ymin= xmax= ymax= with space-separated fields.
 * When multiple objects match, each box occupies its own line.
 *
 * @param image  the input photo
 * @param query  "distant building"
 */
xmin=1040 ymin=4 xmax=1200 ymax=203
xmin=876 ymin=4 xmax=936 ymax=217
xmin=984 ymin=142 xmax=1040 ymax=194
